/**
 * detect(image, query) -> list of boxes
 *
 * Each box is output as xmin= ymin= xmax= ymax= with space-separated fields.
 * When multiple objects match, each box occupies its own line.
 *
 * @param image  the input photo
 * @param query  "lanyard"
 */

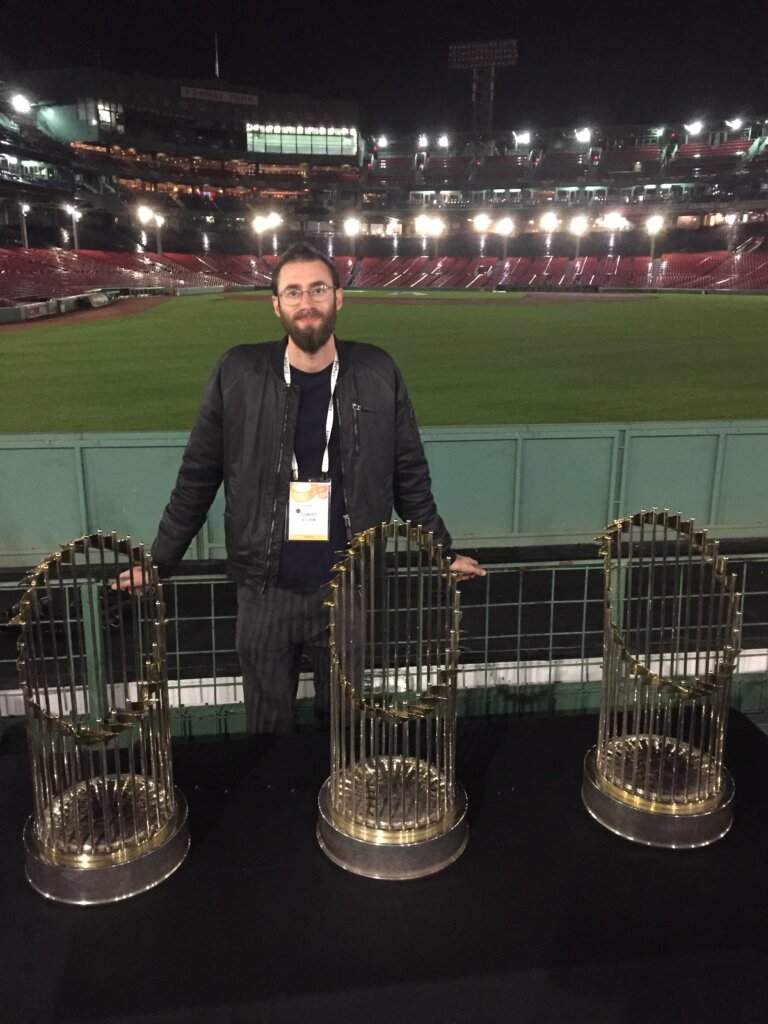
xmin=284 ymin=350 xmax=339 ymax=480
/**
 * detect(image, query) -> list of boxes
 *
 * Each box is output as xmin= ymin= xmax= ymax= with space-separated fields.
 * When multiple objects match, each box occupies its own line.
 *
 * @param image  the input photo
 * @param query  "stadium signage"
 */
xmin=180 ymin=86 xmax=258 ymax=108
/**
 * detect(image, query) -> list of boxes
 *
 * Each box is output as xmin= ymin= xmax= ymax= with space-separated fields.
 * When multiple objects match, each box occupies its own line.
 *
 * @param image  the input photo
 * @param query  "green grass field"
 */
xmin=1 ymin=290 xmax=766 ymax=432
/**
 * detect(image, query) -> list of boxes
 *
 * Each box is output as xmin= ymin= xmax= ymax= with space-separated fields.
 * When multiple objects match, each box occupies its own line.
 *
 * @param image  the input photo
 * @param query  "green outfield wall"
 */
xmin=1 ymin=420 xmax=767 ymax=567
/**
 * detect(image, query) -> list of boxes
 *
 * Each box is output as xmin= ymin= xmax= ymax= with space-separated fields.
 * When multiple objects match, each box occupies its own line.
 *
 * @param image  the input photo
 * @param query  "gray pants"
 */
xmin=236 ymin=585 xmax=330 ymax=734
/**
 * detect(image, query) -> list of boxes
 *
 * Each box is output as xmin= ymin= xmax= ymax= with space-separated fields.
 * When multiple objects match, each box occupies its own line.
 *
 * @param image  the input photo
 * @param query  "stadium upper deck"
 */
xmin=1 ymin=69 xmax=767 ymax=256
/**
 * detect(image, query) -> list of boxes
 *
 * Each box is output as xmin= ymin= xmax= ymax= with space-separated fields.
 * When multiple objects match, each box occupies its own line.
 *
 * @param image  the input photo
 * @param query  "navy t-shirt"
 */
xmin=276 ymin=362 xmax=347 ymax=591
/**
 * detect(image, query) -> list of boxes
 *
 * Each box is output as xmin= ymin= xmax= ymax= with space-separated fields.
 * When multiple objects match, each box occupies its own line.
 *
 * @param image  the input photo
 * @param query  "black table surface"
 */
xmin=2 ymin=712 xmax=768 ymax=1024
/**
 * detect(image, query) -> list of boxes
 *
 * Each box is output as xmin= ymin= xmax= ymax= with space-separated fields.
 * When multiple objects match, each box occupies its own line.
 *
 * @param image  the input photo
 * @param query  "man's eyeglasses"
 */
xmin=278 ymin=283 xmax=336 ymax=305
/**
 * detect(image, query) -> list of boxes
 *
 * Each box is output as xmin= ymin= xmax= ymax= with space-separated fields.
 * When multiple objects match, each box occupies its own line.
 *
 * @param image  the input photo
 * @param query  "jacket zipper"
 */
xmin=336 ymin=395 xmax=353 ymax=542
xmin=262 ymin=385 xmax=291 ymax=593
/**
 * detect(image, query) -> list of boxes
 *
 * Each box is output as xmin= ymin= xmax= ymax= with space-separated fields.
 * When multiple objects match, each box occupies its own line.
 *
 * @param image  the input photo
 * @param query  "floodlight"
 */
xmin=154 ymin=214 xmax=164 ymax=228
xmin=569 ymin=215 xmax=588 ymax=237
xmin=137 ymin=205 xmax=154 ymax=225
xmin=430 ymin=217 xmax=445 ymax=236
xmin=600 ymin=211 xmax=629 ymax=231
xmin=415 ymin=214 xmax=432 ymax=235
xmin=646 ymin=215 xmax=664 ymax=236
xmin=725 ymin=118 xmax=742 ymax=131
xmin=539 ymin=211 xmax=559 ymax=233
xmin=377 ymin=135 xmax=389 ymax=148
xmin=418 ymin=134 xmax=428 ymax=148
xmin=11 ymin=93 xmax=32 ymax=114
xmin=574 ymin=127 xmax=591 ymax=143
xmin=514 ymin=131 xmax=530 ymax=146
xmin=20 ymin=203 xmax=30 ymax=215
xmin=344 ymin=217 xmax=361 ymax=237
xmin=437 ymin=135 xmax=449 ymax=148
xmin=495 ymin=217 xmax=514 ymax=236
xmin=684 ymin=121 xmax=703 ymax=136
xmin=266 ymin=211 xmax=283 ymax=229
xmin=725 ymin=213 xmax=738 ymax=226
xmin=653 ymin=127 xmax=665 ymax=136
xmin=473 ymin=213 xmax=492 ymax=233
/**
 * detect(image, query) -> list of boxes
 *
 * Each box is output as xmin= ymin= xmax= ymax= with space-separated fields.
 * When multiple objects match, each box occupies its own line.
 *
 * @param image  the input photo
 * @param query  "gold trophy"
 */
xmin=317 ymin=522 xmax=468 ymax=878
xmin=582 ymin=510 xmax=742 ymax=847
xmin=14 ymin=533 xmax=189 ymax=903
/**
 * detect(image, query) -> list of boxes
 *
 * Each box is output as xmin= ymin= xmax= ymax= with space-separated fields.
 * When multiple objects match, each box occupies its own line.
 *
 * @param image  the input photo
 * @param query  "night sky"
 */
xmin=3 ymin=0 xmax=767 ymax=132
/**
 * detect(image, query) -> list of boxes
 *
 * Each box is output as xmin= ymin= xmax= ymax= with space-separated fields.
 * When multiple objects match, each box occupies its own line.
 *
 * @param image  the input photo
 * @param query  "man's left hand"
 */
xmin=449 ymin=555 xmax=486 ymax=582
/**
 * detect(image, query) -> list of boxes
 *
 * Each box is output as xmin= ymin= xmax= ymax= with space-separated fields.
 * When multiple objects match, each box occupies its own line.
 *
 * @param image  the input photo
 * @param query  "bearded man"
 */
xmin=122 ymin=242 xmax=483 ymax=733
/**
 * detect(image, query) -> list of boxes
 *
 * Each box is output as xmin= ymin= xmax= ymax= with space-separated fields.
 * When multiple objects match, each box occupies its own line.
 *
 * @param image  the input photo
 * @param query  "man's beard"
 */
xmin=280 ymin=303 xmax=337 ymax=354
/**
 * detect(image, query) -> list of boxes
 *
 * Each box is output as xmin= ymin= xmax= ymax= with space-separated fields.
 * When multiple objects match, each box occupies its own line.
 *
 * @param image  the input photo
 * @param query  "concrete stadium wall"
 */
xmin=1 ymin=421 xmax=767 ymax=567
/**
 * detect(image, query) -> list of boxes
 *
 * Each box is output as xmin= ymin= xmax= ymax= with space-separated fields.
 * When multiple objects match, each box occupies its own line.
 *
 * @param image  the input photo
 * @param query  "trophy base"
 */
xmin=317 ymin=778 xmax=468 ymax=880
xmin=24 ymin=789 xmax=190 ymax=905
xmin=581 ymin=747 xmax=733 ymax=848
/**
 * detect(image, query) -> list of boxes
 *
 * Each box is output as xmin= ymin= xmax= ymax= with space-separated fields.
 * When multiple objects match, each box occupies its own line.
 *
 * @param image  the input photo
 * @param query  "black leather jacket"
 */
xmin=151 ymin=338 xmax=452 ymax=589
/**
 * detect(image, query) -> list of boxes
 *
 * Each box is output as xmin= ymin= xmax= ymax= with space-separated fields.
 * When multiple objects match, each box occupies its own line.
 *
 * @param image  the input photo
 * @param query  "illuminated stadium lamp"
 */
xmin=137 ymin=205 xmax=155 ymax=226
xmin=539 ymin=211 xmax=559 ymax=233
xmin=684 ymin=121 xmax=703 ymax=136
xmin=652 ymin=127 xmax=665 ymax=136
xmin=418 ymin=134 xmax=428 ymax=148
xmin=63 ymin=204 xmax=81 ymax=250
xmin=473 ymin=213 xmax=492 ymax=233
xmin=725 ymin=118 xmax=742 ymax=131
xmin=266 ymin=211 xmax=283 ymax=230
xmin=646 ymin=214 xmax=664 ymax=264
xmin=574 ymin=127 xmax=591 ymax=144
xmin=415 ymin=214 xmax=432 ymax=236
xmin=514 ymin=131 xmax=531 ymax=146
xmin=724 ymin=213 xmax=738 ymax=226
xmin=11 ymin=93 xmax=32 ymax=114
xmin=252 ymin=214 xmax=275 ymax=258
xmin=437 ymin=135 xmax=449 ymax=148
xmin=569 ymin=214 xmax=588 ymax=261
xmin=495 ymin=217 xmax=514 ymax=259
xmin=344 ymin=216 xmax=361 ymax=257
xmin=600 ymin=211 xmax=629 ymax=231
xmin=377 ymin=135 xmax=389 ymax=148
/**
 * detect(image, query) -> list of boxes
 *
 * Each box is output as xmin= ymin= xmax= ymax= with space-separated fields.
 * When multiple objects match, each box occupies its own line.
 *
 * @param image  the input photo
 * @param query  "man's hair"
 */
xmin=271 ymin=242 xmax=341 ymax=295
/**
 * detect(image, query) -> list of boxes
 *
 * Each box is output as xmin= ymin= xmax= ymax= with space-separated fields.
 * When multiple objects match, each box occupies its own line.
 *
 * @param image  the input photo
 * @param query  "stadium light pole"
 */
xmin=64 ymin=204 xmax=81 ymax=250
xmin=154 ymin=214 xmax=164 ymax=257
xmin=646 ymin=214 xmax=664 ymax=263
xmin=473 ymin=212 xmax=492 ymax=256
xmin=138 ymin=205 xmax=164 ymax=255
xmin=253 ymin=212 xmax=282 ymax=258
xmin=428 ymin=216 xmax=444 ymax=259
xmin=344 ymin=217 xmax=361 ymax=258
xmin=495 ymin=217 xmax=514 ymax=260
xmin=19 ymin=202 xmax=30 ymax=249
xmin=569 ymin=214 xmax=588 ymax=262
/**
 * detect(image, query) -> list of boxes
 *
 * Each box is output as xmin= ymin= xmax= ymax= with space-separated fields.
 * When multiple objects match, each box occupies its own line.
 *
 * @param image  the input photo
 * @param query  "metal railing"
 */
xmin=2 ymin=555 xmax=766 ymax=736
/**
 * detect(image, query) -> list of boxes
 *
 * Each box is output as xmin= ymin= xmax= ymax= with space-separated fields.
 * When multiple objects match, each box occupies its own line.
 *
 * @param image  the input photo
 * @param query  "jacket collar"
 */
xmin=269 ymin=336 xmax=350 ymax=378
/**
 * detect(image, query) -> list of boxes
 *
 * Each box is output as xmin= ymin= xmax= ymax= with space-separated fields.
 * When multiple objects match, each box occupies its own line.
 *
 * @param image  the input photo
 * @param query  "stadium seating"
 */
xmin=666 ymin=139 xmax=750 ymax=178
xmin=3 ymin=248 xmax=768 ymax=303
xmin=598 ymin=146 xmax=662 ymax=176
xmin=421 ymin=157 xmax=473 ymax=187
xmin=473 ymin=154 xmax=531 ymax=186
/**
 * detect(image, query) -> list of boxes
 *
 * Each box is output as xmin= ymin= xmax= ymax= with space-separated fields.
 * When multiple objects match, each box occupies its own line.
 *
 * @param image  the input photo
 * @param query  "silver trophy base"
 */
xmin=24 ymin=790 xmax=190 ymax=905
xmin=317 ymin=778 xmax=468 ymax=880
xmin=581 ymin=747 xmax=733 ymax=849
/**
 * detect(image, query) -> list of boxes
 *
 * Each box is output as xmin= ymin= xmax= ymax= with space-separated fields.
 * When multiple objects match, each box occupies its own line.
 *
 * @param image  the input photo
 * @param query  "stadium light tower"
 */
xmin=569 ymin=214 xmax=588 ymax=261
xmin=252 ymin=212 xmax=282 ymax=258
xmin=495 ymin=216 xmax=514 ymax=260
xmin=137 ymin=205 xmax=164 ymax=256
xmin=540 ymin=210 xmax=559 ymax=234
xmin=64 ymin=204 xmax=81 ymax=250
xmin=18 ymin=202 xmax=30 ymax=248
xmin=448 ymin=39 xmax=517 ymax=134
xmin=646 ymin=214 xmax=664 ymax=269
xmin=344 ymin=216 xmax=361 ymax=258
